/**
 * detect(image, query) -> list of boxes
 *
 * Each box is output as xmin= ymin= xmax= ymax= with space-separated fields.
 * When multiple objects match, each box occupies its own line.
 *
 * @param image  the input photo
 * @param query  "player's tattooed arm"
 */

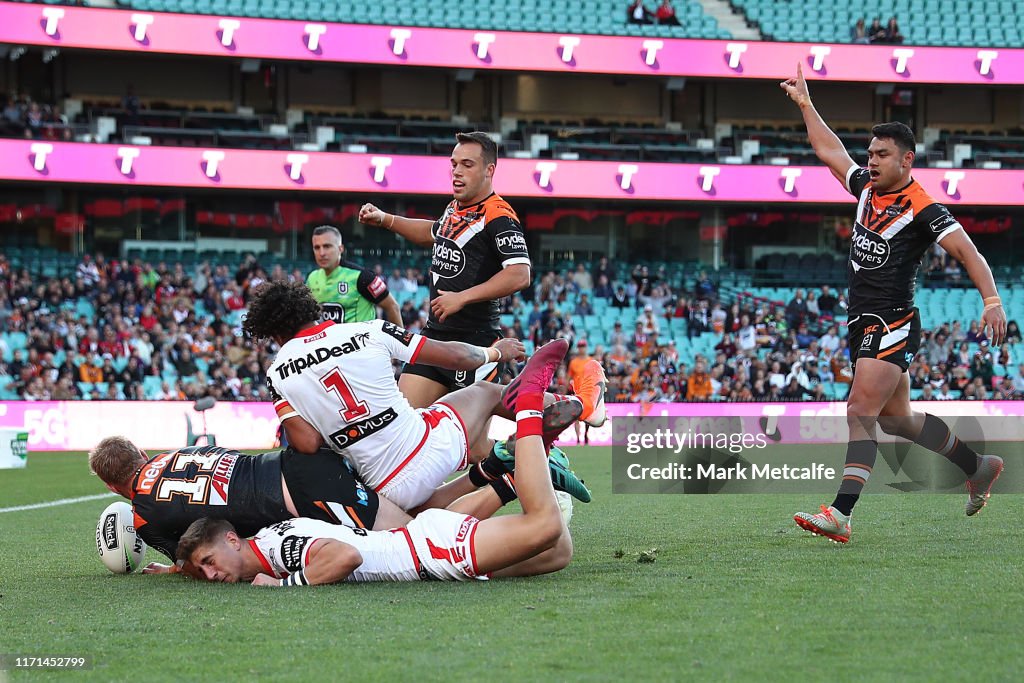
xmin=414 ymin=337 xmax=525 ymax=370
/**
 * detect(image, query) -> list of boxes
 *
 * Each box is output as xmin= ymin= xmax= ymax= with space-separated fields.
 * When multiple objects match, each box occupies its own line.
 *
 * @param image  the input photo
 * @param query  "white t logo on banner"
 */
xmin=892 ymin=48 xmax=915 ymax=74
xmin=130 ymin=14 xmax=154 ymax=43
xmin=286 ymin=153 xmax=309 ymax=181
xmin=618 ymin=164 xmax=638 ymax=190
xmin=30 ymin=143 xmax=53 ymax=171
xmin=202 ymin=151 xmax=225 ymax=178
xmin=474 ymin=33 xmax=496 ymax=60
xmin=117 ymin=147 xmax=140 ymax=175
xmin=218 ymin=19 xmax=240 ymax=47
xmin=305 ymin=24 xmax=327 ymax=52
xmin=558 ymin=36 xmax=580 ymax=63
xmin=370 ymin=156 xmax=392 ymax=183
xmin=42 ymin=7 xmax=64 ymax=37
xmin=698 ymin=166 xmax=720 ymax=192
xmin=642 ymin=40 xmax=663 ymax=66
xmin=809 ymin=46 xmax=830 ymax=72
xmin=535 ymin=161 xmax=557 ymax=188
xmin=725 ymin=43 xmax=747 ymax=69
xmin=390 ymin=29 xmax=411 ymax=56
xmin=944 ymin=171 xmax=965 ymax=196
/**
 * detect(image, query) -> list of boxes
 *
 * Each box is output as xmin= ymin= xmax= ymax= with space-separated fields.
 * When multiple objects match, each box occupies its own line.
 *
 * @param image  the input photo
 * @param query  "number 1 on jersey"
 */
xmin=321 ymin=369 xmax=370 ymax=421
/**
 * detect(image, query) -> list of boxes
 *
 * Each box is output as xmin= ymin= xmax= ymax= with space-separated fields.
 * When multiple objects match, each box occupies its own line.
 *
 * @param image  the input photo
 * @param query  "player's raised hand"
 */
xmin=982 ymin=303 xmax=1007 ymax=346
xmin=251 ymin=573 xmax=281 ymax=587
xmin=780 ymin=62 xmax=812 ymax=108
xmin=358 ymin=203 xmax=387 ymax=228
xmin=493 ymin=337 xmax=526 ymax=363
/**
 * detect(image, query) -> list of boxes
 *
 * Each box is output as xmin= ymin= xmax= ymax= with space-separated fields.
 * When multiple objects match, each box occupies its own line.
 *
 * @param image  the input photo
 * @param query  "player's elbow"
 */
xmin=326 ymin=544 xmax=363 ymax=582
xmin=511 ymin=266 xmax=532 ymax=292
xmin=287 ymin=429 xmax=324 ymax=455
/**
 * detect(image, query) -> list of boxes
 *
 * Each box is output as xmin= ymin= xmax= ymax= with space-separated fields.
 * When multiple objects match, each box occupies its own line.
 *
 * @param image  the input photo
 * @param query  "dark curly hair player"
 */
xmin=242 ymin=281 xmax=323 ymax=342
xmin=244 ymin=280 xmax=591 ymax=512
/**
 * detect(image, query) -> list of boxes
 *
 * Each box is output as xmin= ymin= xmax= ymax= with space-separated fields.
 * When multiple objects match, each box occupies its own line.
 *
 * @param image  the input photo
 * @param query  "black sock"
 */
xmin=914 ymin=413 xmax=979 ymax=476
xmin=489 ymin=475 xmax=517 ymax=505
xmin=831 ymin=439 xmax=878 ymax=516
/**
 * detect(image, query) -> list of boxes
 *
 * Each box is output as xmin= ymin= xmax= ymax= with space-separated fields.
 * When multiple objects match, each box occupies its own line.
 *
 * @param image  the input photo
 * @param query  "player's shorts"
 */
xmin=375 ymin=402 xmax=470 ymax=510
xmin=406 ymin=508 xmax=488 ymax=581
xmin=401 ymin=326 xmax=505 ymax=391
xmin=280 ymin=447 xmax=379 ymax=530
xmin=847 ymin=307 xmax=921 ymax=372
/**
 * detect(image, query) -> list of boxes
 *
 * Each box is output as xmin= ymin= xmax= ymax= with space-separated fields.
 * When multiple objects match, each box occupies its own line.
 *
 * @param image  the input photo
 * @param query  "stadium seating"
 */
xmin=733 ymin=0 xmax=1024 ymax=47
xmin=107 ymin=0 xmax=731 ymax=40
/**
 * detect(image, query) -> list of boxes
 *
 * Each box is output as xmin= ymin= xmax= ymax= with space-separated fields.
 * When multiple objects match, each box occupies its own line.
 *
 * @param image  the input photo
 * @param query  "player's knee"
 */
xmin=532 ymin=509 xmax=564 ymax=552
xmin=550 ymin=527 xmax=574 ymax=571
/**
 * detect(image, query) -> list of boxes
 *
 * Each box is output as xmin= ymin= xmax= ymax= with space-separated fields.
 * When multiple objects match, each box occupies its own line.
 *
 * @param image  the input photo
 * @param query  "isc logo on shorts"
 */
xmin=456 ymin=517 xmax=473 ymax=543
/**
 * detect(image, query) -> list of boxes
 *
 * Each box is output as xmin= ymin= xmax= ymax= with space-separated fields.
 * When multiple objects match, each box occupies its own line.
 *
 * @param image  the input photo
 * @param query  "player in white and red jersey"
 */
xmin=244 ymin=281 xmax=586 ymax=512
xmin=178 ymin=340 xmax=573 ymax=585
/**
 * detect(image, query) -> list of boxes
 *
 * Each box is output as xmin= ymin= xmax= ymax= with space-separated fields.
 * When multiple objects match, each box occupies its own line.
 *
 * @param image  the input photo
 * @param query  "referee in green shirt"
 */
xmin=306 ymin=225 xmax=402 ymax=325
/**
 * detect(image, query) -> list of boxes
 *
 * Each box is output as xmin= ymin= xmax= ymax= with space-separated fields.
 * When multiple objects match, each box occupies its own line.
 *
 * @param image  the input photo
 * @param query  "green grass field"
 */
xmin=1 ymin=449 xmax=1022 ymax=682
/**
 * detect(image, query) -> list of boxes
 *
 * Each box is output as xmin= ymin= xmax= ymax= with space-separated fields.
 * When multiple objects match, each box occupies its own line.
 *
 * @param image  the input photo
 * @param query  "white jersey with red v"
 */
xmin=267 ymin=319 xmax=430 ymax=489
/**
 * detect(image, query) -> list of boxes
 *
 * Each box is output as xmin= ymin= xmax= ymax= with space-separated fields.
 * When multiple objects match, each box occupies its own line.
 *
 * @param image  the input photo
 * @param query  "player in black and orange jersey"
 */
xmin=781 ymin=63 xmax=1007 ymax=543
xmin=88 ymin=438 xmax=403 ymax=570
xmin=358 ymin=132 xmax=533 ymax=408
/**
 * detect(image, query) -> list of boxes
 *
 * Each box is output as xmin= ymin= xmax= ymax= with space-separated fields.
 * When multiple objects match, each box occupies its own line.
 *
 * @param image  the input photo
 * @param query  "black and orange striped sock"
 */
xmin=914 ymin=413 xmax=980 ymax=476
xmin=831 ymin=439 xmax=878 ymax=516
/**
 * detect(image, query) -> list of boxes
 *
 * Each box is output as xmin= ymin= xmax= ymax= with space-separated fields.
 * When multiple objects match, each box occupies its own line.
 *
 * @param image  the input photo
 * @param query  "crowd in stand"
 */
xmin=1 ymin=94 xmax=73 ymax=141
xmin=0 ymin=249 xmax=1021 ymax=404
xmin=851 ymin=16 xmax=903 ymax=44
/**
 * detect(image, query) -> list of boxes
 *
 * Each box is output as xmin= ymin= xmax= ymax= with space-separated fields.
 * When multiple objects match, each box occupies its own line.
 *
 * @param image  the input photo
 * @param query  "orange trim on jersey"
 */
xmin=437 ymin=194 xmax=520 ymax=241
xmin=408 ymin=335 xmax=426 ymax=365
xmin=291 ymin=320 xmax=334 ymax=341
xmin=133 ymin=510 xmax=147 ymax=529
xmin=313 ymin=500 xmax=340 ymax=524
xmin=435 ymin=401 xmax=470 ymax=466
xmin=877 ymin=340 xmax=908 ymax=359
xmin=374 ymin=421 xmax=432 ymax=492
xmin=889 ymin=311 xmax=915 ymax=329
xmin=345 ymin=506 xmax=366 ymax=530
xmin=393 ymin=527 xmax=422 ymax=574
xmin=248 ymin=539 xmax=279 ymax=577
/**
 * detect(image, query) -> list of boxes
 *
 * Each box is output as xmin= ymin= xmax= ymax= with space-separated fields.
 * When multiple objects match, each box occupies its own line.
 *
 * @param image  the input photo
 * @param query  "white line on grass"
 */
xmin=0 ymin=492 xmax=117 ymax=514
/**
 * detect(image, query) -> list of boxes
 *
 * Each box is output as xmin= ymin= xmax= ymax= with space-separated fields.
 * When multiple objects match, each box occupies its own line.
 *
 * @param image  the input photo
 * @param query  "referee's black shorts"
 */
xmin=400 ymin=326 xmax=506 ymax=391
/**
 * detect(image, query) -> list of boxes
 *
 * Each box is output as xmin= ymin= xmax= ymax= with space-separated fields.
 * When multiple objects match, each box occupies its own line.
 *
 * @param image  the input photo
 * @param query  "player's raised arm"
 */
xmin=780 ymin=62 xmax=858 ymax=185
xmin=359 ymin=203 xmax=434 ymax=247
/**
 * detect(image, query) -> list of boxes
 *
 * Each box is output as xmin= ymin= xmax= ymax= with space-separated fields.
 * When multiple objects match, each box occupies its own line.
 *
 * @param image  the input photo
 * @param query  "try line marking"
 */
xmin=0 ymin=492 xmax=117 ymax=514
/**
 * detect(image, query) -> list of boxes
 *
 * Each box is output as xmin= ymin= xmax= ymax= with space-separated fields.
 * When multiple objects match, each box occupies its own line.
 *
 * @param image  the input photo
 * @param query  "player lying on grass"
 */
xmin=88 ymin=397 xmax=586 ymax=576
xmin=178 ymin=339 xmax=573 ymax=585
xmin=243 ymin=281 xmax=601 ymax=512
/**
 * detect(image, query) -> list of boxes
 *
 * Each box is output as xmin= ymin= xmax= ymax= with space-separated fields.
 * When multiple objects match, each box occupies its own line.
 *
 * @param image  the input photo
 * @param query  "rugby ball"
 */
xmin=96 ymin=501 xmax=146 ymax=574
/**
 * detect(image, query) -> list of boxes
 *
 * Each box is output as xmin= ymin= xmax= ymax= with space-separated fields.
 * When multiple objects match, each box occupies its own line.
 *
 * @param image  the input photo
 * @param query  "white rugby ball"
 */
xmin=96 ymin=501 xmax=146 ymax=574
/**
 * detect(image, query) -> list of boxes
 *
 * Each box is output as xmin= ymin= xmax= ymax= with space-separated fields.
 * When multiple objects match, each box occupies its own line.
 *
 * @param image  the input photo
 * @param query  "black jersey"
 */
xmin=130 ymin=446 xmax=288 ymax=561
xmin=845 ymin=167 xmax=962 ymax=315
xmin=428 ymin=193 xmax=530 ymax=332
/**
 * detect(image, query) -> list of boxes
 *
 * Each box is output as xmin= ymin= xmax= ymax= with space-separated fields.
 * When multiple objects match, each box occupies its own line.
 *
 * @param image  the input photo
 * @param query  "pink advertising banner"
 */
xmin=0 ymin=2 xmax=1021 ymax=85
xmin=3 ymin=139 xmax=1023 ymax=205
xmin=2 ymin=400 xmax=1020 ymax=451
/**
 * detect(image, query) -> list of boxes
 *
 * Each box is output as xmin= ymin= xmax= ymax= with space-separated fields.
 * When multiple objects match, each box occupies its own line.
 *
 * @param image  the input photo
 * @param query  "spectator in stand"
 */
xmin=885 ymin=17 xmax=904 ymax=44
xmin=688 ymin=299 xmax=710 ymax=339
xmin=575 ymin=293 xmax=594 ymax=317
xmin=784 ymin=288 xmax=808 ymax=329
xmin=611 ymin=285 xmax=630 ymax=309
xmin=1004 ymin=320 xmax=1021 ymax=344
xmin=851 ymin=17 xmax=870 ymax=44
xmin=655 ymin=0 xmax=680 ymax=25
xmin=593 ymin=274 xmax=614 ymax=299
xmin=1012 ymin=364 xmax=1024 ymax=395
xmin=737 ymin=315 xmax=757 ymax=356
xmin=572 ymin=264 xmax=593 ymax=292
xmin=686 ymin=360 xmax=712 ymax=401
xmin=920 ymin=384 xmax=935 ymax=400
xmin=627 ymin=0 xmax=654 ymax=24
xmin=79 ymin=355 xmax=103 ymax=383
xmin=694 ymin=271 xmax=715 ymax=301
xmin=867 ymin=17 xmax=887 ymax=43
xmin=935 ymin=382 xmax=956 ymax=400
xmin=965 ymin=320 xmax=988 ymax=344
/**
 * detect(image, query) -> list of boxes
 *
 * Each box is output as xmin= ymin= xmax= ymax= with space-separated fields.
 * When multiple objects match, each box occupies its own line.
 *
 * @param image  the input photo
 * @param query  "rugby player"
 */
xmin=781 ymin=63 xmax=1006 ymax=543
xmin=244 ymin=281 xmax=590 ymax=512
xmin=178 ymin=340 xmax=573 ymax=585
xmin=306 ymin=225 xmax=402 ymax=326
xmin=357 ymin=132 xmax=531 ymax=407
